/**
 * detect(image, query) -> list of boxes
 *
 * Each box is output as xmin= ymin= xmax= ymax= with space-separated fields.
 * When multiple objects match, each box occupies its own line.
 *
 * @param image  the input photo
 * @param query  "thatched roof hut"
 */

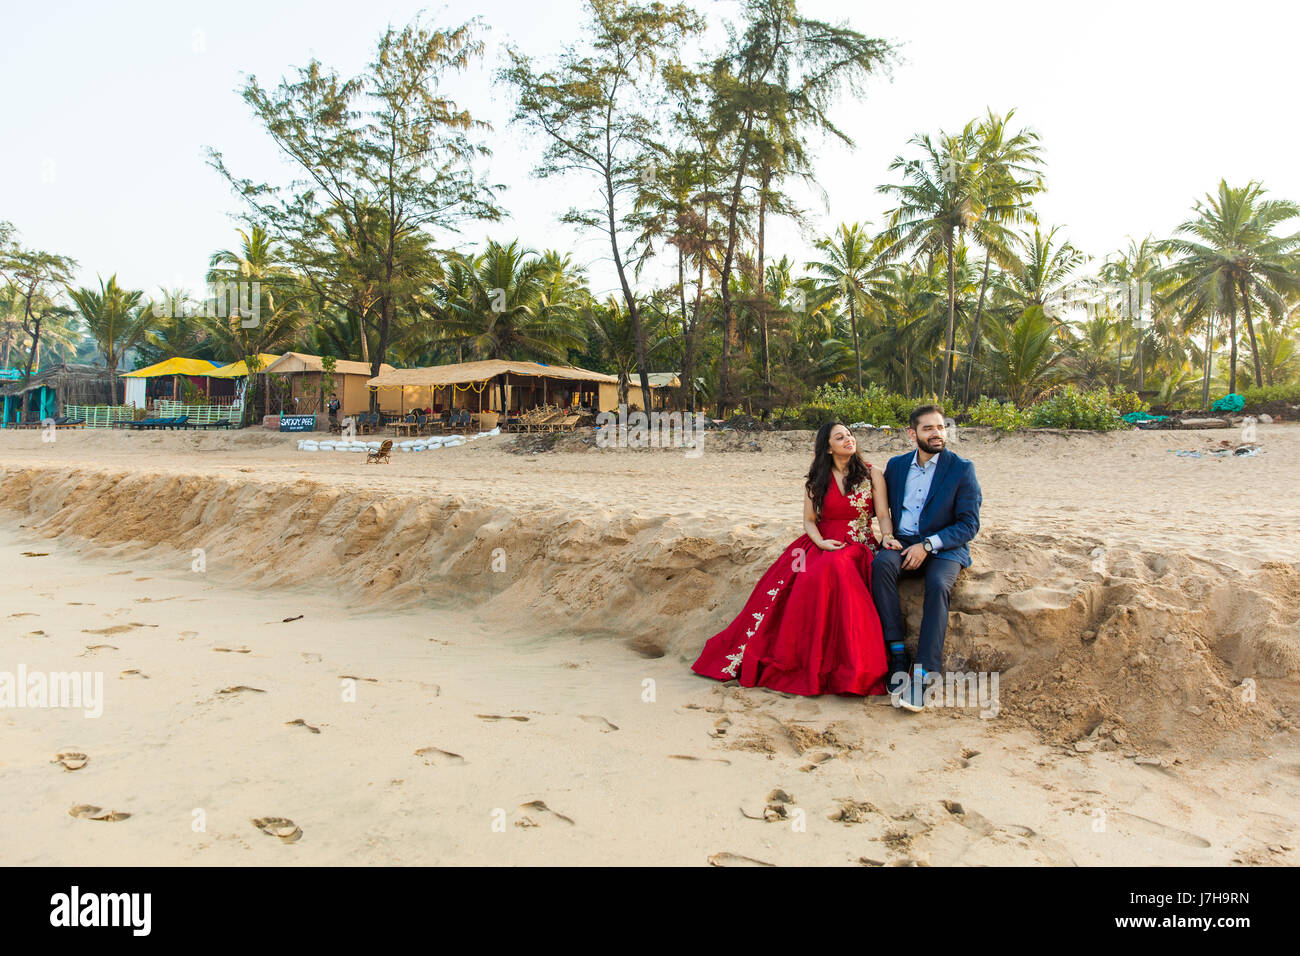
xmin=1 ymin=364 xmax=118 ymax=424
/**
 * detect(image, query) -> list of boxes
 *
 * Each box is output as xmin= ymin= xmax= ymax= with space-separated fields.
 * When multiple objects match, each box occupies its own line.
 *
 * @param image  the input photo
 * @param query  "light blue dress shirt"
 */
xmin=897 ymin=450 xmax=944 ymax=551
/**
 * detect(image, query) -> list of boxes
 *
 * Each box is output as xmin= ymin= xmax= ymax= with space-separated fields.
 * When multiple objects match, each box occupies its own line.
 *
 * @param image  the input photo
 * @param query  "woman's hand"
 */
xmin=818 ymin=538 xmax=846 ymax=551
xmin=881 ymin=535 xmax=903 ymax=550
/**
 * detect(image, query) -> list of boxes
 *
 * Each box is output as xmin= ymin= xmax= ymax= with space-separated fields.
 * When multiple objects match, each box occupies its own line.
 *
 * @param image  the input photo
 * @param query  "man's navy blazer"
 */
xmin=882 ymin=447 xmax=982 ymax=568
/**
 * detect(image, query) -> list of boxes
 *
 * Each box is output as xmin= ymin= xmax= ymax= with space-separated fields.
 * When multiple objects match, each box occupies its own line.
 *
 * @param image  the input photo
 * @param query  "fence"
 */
xmin=64 ymin=405 xmax=138 ymax=428
xmin=155 ymin=400 xmax=242 ymax=424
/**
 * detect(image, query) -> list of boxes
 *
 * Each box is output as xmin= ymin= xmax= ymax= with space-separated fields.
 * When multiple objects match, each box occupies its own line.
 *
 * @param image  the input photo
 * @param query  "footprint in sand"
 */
xmin=300 ymin=652 xmax=322 ymax=663
xmin=119 ymin=669 xmax=149 ymax=679
xmin=1109 ymin=810 xmax=1212 ymax=848
xmin=217 ymin=685 xmax=266 ymax=695
xmin=52 ymin=752 xmax=88 ymax=771
xmin=109 ymin=570 xmax=132 ymax=576
xmin=828 ymin=800 xmax=879 ymax=824
xmin=213 ymin=647 xmax=251 ymax=654
xmin=67 ymin=602 xmax=92 ymax=606
xmin=707 ymin=852 xmax=774 ymax=867
xmin=799 ymin=751 xmax=834 ymax=772
xmin=21 ymin=552 xmax=49 ymax=557
xmin=579 ymin=715 xmax=619 ymax=732
xmin=9 ymin=612 xmax=37 ymax=618
xmin=251 ymin=817 xmax=302 ymax=843
xmin=339 ymin=674 xmax=378 ymax=683
xmin=476 ymin=714 xmax=529 ymax=722
xmin=179 ymin=631 xmax=198 ymax=639
xmin=80 ymin=644 xmax=118 ymax=656
xmin=515 ymin=800 xmax=574 ymax=827
xmin=82 ymin=625 xmax=137 ymax=636
xmin=69 ymin=804 xmax=130 ymax=822
xmin=25 ymin=630 xmax=47 ymax=638
xmin=667 ymin=754 xmax=732 ymax=765
xmin=285 ymin=719 xmax=321 ymax=734
xmin=414 ymin=746 xmax=465 ymax=766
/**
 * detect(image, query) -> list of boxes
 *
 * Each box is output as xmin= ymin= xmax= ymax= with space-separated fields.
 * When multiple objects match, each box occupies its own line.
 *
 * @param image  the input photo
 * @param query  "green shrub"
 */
xmin=964 ymin=395 xmax=1030 ymax=431
xmin=804 ymin=383 xmax=919 ymax=428
xmin=1241 ymin=383 xmax=1300 ymax=407
xmin=1028 ymin=386 xmax=1126 ymax=430
xmin=1107 ymin=387 xmax=1148 ymax=415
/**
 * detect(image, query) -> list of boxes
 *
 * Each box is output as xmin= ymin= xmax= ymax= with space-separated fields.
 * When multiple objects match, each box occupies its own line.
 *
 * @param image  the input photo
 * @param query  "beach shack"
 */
xmin=598 ymin=371 xmax=680 ymax=411
xmin=0 ymin=364 xmax=117 ymax=426
xmin=262 ymin=352 xmax=395 ymax=417
xmin=365 ymin=360 xmax=621 ymax=427
xmin=121 ymin=356 xmax=224 ymax=409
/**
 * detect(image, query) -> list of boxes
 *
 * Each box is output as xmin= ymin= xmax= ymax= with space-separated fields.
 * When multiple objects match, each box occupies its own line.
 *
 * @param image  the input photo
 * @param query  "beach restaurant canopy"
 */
xmin=207 ymin=354 xmax=284 ymax=379
xmin=121 ymin=356 xmax=223 ymax=407
xmin=365 ymin=359 xmax=619 ymax=417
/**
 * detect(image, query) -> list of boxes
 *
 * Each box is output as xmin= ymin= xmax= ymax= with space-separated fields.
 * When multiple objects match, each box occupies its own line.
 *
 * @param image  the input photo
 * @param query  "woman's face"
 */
xmin=827 ymin=425 xmax=856 ymax=457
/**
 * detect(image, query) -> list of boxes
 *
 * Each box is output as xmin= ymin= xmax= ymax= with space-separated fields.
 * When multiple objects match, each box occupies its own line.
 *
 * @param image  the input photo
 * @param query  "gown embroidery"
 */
xmin=690 ymin=466 xmax=888 ymax=697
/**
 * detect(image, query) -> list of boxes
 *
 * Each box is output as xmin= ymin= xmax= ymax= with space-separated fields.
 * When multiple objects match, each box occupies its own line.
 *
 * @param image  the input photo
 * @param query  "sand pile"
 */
xmin=2 ymin=450 xmax=1295 ymax=755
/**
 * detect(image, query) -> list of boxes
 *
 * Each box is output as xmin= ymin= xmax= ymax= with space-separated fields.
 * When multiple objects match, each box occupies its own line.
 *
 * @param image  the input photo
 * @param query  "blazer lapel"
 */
xmin=919 ymin=449 xmax=952 ymax=520
xmin=888 ymin=454 xmax=907 ymax=522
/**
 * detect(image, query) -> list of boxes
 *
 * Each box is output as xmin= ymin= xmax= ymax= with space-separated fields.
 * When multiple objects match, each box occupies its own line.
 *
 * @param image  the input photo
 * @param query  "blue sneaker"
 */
xmin=896 ymin=665 xmax=927 ymax=713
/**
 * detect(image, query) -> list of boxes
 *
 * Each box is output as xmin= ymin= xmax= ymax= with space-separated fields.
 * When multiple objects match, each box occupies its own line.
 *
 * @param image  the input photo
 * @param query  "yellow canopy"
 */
xmin=123 ymin=357 xmax=222 ymax=378
xmin=207 ymin=354 xmax=284 ymax=379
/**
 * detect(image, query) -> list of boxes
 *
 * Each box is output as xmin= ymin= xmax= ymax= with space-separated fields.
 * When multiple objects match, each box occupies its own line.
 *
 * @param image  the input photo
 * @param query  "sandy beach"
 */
xmin=1 ymin=423 xmax=1297 ymax=865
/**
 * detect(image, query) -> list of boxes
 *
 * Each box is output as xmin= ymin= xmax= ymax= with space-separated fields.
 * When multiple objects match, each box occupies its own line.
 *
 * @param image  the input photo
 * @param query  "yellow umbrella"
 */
xmin=207 ymin=354 xmax=284 ymax=378
xmin=123 ymin=357 xmax=222 ymax=377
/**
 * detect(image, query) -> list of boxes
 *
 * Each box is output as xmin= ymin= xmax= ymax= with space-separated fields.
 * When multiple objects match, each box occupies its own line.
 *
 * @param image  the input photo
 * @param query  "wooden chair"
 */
xmin=366 ymin=439 xmax=393 ymax=464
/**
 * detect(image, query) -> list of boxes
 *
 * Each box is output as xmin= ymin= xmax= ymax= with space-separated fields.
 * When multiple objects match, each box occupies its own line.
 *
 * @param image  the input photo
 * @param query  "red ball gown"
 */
xmin=691 ymin=470 xmax=889 ymax=696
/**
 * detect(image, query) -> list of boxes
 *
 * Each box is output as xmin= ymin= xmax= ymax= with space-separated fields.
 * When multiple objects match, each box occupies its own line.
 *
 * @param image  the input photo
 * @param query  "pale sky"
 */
xmin=4 ymin=0 xmax=1298 ymax=304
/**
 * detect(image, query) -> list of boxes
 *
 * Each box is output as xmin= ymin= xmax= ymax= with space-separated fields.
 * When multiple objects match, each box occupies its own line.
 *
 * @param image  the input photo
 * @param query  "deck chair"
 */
xmin=366 ymin=439 xmax=392 ymax=464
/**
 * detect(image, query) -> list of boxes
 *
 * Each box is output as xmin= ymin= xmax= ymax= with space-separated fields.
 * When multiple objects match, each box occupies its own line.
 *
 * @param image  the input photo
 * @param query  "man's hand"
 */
xmin=900 ymin=542 xmax=928 ymax=570
xmin=819 ymin=538 xmax=846 ymax=551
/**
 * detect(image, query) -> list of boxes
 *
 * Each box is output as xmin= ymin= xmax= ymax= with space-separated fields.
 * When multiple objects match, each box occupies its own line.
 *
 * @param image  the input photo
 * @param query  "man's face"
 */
xmin=908 ymin=413 xmax=945 ymax=454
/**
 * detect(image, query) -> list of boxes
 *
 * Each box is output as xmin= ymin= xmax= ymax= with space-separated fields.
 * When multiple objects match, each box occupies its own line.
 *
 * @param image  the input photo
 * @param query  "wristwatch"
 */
xmin=923 ymin=539 xmax=934 ymax=553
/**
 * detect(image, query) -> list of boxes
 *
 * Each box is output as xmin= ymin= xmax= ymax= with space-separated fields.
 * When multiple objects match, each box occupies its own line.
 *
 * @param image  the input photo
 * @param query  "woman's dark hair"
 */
xmin=805 ymin=421 xmax=871 ymax=516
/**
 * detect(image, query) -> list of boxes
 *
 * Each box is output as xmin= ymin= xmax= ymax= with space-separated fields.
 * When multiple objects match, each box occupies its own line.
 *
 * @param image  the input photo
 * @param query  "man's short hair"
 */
xmin=909 ymin=404 xmax=945 ymax=430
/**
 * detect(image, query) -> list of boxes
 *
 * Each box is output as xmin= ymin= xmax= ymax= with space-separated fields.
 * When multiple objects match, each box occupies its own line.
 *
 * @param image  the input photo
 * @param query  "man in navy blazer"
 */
xmin=871 ymin=405 xmax=982 ymax=712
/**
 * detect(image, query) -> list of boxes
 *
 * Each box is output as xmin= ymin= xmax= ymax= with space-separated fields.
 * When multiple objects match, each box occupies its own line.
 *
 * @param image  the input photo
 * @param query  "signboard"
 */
xmin=279 ymin=415 xmax=317 ymax=432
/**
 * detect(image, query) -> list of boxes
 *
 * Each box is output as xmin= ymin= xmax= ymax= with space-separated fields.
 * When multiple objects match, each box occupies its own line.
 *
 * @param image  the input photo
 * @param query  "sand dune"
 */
xmin=1 ymin=423 xmax=1297 ymax=864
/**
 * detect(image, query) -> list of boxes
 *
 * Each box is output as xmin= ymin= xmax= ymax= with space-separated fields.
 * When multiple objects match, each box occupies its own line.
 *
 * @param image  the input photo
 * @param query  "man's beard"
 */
xmin=918 ymin=436 xmax=944 ymax=453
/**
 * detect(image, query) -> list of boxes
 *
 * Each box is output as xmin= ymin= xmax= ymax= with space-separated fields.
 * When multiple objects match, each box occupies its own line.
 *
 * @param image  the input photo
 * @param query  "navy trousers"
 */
xmin=870 ymin=535 xmax=962 ymax=673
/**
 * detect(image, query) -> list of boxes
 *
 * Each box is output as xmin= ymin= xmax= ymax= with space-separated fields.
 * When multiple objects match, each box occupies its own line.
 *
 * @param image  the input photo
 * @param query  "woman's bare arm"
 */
xmin=804 ymin=487 xmax=842 ymax=550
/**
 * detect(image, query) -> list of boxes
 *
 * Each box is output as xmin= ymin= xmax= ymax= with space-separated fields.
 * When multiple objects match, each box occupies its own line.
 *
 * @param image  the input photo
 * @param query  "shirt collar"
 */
xmin=911 ymin=449 xmax=939 ymax=470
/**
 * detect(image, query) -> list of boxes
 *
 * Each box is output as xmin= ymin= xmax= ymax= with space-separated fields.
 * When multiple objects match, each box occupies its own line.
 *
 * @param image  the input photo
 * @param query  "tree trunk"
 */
xmin=1240 ymin=279 xmax=1263 ymax=390
xmin=962 ymin=252 xmax=992 ymax=405
xmin=603 ymin=162 xmax=652 ymax=412
xmin=1226 ymin=287 xmax=1239 ymax=397
xmin=1201 ymin=314 xmax=1216 ymax=410
xmin=717 ymin=112 xmax=758 ymax=418
xmin=848 ymin=293 xmax=862 ymax=394
xmin=941 ymin=231 xmax=956 ymax=401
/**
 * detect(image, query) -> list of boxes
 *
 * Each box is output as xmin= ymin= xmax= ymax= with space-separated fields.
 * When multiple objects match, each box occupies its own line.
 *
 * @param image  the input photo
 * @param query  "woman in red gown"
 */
xmin=692 ymin=421 xmax=895 ymax=696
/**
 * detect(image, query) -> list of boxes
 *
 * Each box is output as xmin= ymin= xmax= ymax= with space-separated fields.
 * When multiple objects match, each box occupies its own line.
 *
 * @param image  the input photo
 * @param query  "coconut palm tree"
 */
xmin=806 ymin=223 xmax=895 ymax=395
xmin=1099 ymin=236 xmax=1163 ymax=391
xmin=1160 ymin=180 xmax=1300 ymax=399
xmin=66 ymin=275 xmax=151 ymax=400
xmin=959 ymin=109 xmax=1045 ymax=405
xmin=981 ymin=304 xmax=1063 ymax=406
xmin=878 ymin=123 xmax=983 ymax=401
